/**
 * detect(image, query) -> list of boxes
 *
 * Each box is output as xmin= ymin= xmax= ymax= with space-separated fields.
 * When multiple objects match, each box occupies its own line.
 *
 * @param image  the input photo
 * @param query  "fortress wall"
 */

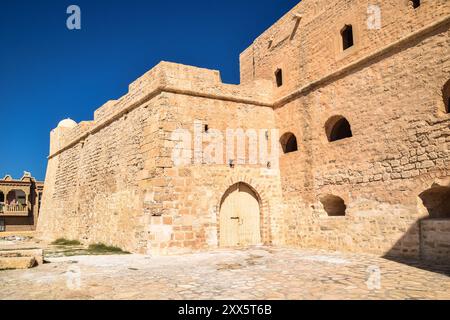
xmin=38 ymin=97 xmax=164 ymax=253
xmin=239 ymin=46 xmax=254 ymax=85
xmin=39 ymin=0 xmax=449 ymax=258
xmin=141 ymin=92 xmax=284 ymax=255
xmin=276 ymin=26 xmax=450 ymax=257
xmin=421 ymin=219 xmax=450 ymax=263
xmin=60 ymin=121 xmax=94 ymax=145
xmin=240 ymin=0 xmax=450 ymax=100
xmin=38 ymin=62 xmax=276 ymax=254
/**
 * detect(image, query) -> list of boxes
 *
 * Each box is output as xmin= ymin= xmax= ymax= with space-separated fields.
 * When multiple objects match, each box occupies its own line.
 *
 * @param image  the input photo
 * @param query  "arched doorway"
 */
xmin=219 ymin=182 xmax=261 ymax=247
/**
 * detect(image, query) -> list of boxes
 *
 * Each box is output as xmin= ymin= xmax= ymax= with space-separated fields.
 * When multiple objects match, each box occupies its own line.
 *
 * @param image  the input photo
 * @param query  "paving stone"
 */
xmin=0 ymin=247 xmax=449 ymax=300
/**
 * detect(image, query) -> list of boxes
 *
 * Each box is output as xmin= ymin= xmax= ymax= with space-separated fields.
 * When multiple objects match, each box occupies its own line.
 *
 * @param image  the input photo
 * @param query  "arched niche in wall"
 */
xmin=325 ymin=116 xmax=353 ymax=142
xmin=280 ymin=132 xmax=298 ymax=154
xmin=320 ymin=194 xmax=347 ymax=217
xmin=419 ymin=185 xmax=450 ymax=219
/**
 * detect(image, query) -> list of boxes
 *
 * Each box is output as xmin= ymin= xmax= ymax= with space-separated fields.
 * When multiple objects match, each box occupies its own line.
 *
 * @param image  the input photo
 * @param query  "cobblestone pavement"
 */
xmin=0 ymin=246 xmax=449 ymax=300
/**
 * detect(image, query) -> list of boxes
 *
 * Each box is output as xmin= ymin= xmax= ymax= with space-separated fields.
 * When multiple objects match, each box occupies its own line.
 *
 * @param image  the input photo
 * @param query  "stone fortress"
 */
xmin=37 ymin=0 xmax=450 ymax=263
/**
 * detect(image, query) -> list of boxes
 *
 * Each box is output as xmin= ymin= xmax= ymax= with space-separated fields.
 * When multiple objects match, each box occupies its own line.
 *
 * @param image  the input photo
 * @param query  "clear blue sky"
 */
xmin=0 ymin=0 xmax=299 ymax=181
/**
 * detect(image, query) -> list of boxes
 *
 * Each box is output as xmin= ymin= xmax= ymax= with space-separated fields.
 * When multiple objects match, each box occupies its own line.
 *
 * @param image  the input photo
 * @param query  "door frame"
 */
xmin=218 ymin=182 xmax=266 ymax=247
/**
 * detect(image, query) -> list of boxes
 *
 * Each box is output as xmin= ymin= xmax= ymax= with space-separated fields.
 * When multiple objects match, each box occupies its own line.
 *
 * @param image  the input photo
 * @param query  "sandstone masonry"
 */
xmin=37 ymin=0 xmax=450 ymax=263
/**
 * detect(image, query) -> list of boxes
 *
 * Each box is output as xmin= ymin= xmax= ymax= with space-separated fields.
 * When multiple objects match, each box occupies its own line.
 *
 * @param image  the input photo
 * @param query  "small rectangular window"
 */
xmin=275 ymin=69 xmax=283 ymax=87
xmin=444 ymin=80 xmax=450 ymax=113
xmin=341 ymin=25 xmax=354 ymax=50
xmin=0 ymin=218 xmax=5 ymax=232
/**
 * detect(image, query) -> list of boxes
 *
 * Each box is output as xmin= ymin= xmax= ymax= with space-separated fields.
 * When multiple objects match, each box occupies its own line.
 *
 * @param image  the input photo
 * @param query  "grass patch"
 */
xmin=87 ymin=243 xmax=129 ymax=254
xmin=44 ymin=242 xmax=129 ymax=258
xmin=51 ymin=238 xmax=81 ymax=246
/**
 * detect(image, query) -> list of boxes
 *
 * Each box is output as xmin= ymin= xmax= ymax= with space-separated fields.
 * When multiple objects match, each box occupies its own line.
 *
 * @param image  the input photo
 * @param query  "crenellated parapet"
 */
xmin=49 ymin=61 xmax=274 ymax=158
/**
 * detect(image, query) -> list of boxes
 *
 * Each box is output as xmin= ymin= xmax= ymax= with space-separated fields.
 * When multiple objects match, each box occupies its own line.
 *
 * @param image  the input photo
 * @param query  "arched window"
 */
xmin=280 ymin=132 xmax=298 ymax=154
xmin=341 ymin=25 xmax=354 ymax=50
xmin=320 ymin=195 xmax=347 ymax=217
xmin=443 ymin=79 xmax=450 ymax=114
xmin=275 ymin=69 xmax=283 ymax=87
xmin=419 ymin=186 xmax=450 ymax=219
xmin=325 ymin=116 xmax=353 ymax=142
xmin=6 ymin=190 xmax=26 ymax=205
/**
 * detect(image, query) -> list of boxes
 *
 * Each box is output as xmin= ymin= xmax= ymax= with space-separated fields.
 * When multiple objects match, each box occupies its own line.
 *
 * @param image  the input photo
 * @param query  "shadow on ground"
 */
xmin=384 ymin=217 xmax=450 ymax=277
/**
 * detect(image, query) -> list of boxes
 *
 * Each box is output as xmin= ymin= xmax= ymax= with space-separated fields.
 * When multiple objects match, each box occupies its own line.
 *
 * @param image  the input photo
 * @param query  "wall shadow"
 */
xmin=383 ymin=217 xmax=450 ymax=277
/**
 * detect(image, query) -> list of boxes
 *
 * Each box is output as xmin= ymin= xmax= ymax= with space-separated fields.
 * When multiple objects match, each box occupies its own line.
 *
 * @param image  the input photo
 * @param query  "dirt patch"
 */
xmin=216 ymin=263 xmax=244 ymax=271
xmin=245 ymin=254 xmax=264 ymax=266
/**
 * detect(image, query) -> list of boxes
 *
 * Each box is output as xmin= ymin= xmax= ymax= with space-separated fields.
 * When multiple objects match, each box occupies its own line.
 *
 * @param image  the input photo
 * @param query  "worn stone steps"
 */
xmin=0 ymin=248 xmax=43 ymax=270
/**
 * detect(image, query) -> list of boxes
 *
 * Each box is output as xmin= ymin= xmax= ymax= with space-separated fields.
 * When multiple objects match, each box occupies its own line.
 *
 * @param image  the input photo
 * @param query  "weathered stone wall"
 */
xmin=38 ymin=0 xmax=450 ymax=259
xmin=272 ymin=2 xmax=450 ymax=258
xmin=38 ymin=99 xmax=160 ymax=253
xmin=241 ymin=0 xmax=450 ymax=100
xmin=141 ymin=92 xmax=284 ymax=255
xmin=421 ymin=219 xmax=450 ymax=263
xmin=38 ymin=62 xmax=283 ymax=254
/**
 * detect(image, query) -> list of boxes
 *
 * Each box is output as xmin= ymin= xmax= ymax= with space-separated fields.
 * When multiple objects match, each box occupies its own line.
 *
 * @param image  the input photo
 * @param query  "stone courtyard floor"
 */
xmin=0 ymin=246 xmax=449 ymax=300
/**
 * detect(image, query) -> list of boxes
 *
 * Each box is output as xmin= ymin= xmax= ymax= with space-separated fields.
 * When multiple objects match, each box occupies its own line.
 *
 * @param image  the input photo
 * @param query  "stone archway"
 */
xmin=219 ymin=182 xmax=262 ymax=247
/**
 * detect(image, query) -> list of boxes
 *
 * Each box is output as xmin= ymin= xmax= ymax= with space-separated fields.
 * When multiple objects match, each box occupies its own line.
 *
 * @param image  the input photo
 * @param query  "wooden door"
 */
xmin=220 ymin=183 xmax=261 ymax=247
